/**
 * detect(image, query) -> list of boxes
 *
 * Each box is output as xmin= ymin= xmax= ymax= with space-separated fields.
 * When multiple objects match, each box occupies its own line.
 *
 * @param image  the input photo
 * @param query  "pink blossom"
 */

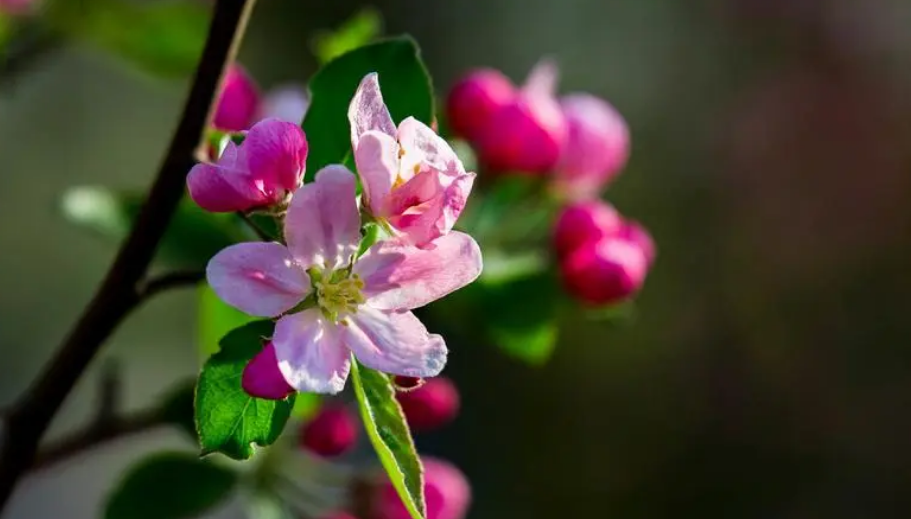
xmin=396 ymin=376 xmax=460 ymax=432
xmin=553 ymin=200 xmax=623 ymax=259
xmin=213 ymin=64 xmax=261 ymax=132
xmin=446 ymin=69 xmax=516 ymax=141
xmin=554 ymin=94 xmax=630 ymax=199
xmin=300 ymin=405 xmax=358 ymax=457
xmin=560 ymin=233 xmax=649 ymax=306
xmin=349 ymin=74 xmax=476 ymax=247
xmin=473 ymin=60 xmax=567 ymax=174
xmin=187 ymin=118 xmax=308 ymax=212
xmin=374 ymin=457 xmax=471 ymax=519
xmin=207 ymin=167 xmax=482 ymax=394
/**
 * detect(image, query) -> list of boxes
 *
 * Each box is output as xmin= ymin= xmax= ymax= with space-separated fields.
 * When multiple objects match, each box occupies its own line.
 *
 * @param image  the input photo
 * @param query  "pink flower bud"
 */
xmin=554 ymin=94 xmax=630 ymax=199
xmin=618 ymin=219 xmax=656 ymax=266
xmin=187 ymin=118 xmax=307 ymax=212
xmin=242 ymin=342 xmax=295 ymax=400
xmin=374 ymin=457 xmax=470 ymax=519
xmin=396 ymin=377 xmax=460 ymax=432
xmin=300 ymin=406 xmax=358 ymax=458
xmin=553 ymin=200 xmax=623 ymax=258
xmin=446 ymin=69 xmax=516 ymax=141
xmin=560 ymin=235 xmax=649 ymax=306
xmin=475 ymin=93 xmax=567 ymax=174
xmin=213 ymin=64 xmax=260 ymax=132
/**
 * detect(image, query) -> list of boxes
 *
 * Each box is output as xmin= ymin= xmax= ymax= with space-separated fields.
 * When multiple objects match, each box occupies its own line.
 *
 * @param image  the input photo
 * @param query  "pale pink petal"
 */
xmin=284 ymin=166 xmax=361 ymax=270
xmin=206 ymin=242 xmax=310 ymax=317
xmin=353 ymin=131 xmax=400 ymax=216
xmin=355 ymin=231 xmax=482 ymax=310
xmin=522 ymin=58 xmax=559 ymax=99
xmin=343 ymin=307 xmax=446 ymax=377
xmin=244 ymin=118 xmax=308 ymax=193
xmin=273 ymin=309 xmax=351 ymax=394
xmin=348 ymin=73 xmax=397 ymax=148
xmin=258 ymin=85 xmax=310 ymax=125
xmin=386 ymin=172 xmax=475 ymax=246
xmin=242 ymin=342 xmax=295 ymax=400
xmin=397 ymin=117 xmax=466 ymax=180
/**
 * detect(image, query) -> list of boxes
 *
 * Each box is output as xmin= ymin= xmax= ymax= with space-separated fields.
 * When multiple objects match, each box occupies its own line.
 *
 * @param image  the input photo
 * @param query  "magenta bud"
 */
xmin=213 ymin=64 xmax=260 ymax=132
xmin=446 ymin=69 xmax=516 ymax=141
xmin=300 ymin=406 xmax=358 ymax=458
xmin=242 ymin=342 xmax=295 ymax=400
xmin=560 ymin=235 xmax=649 ymax=306
xmin=553 ymin=200 xmax=623 ymax=259
xmin=396 ymin=377 xmax=460 ymax=432
xmin=554 ymin=94 xmax=630 ymax=199
xmin=618 ymin=219 xmax=656 ymax=266
xmin=476 ymin=93 xmax=567 ymax=174
xmin=374 ymin=457 xmax=471 ymax=519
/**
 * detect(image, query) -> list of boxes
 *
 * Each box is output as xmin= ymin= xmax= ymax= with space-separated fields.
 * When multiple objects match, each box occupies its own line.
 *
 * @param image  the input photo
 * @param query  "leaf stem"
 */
xmin=0 ymin=0 xmax=258 ymax=511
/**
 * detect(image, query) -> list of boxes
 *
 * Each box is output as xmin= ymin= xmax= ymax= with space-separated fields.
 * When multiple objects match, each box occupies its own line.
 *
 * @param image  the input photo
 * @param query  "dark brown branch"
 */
xmin=138 ymin=270 xmax=206 ymax=300
xmin=29 ymin=409 xmax=165 ymax=473
xmin=0 ymin=0 xmax=257 ymax=512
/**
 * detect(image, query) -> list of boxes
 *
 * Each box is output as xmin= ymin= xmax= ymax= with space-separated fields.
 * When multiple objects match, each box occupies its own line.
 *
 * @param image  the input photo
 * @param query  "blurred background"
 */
xmin=2 ymin=0 xmax=911 ymax=517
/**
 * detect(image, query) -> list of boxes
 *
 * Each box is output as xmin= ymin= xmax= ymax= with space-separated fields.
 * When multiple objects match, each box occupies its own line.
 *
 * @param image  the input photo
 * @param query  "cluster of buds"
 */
xmin=447 ymin=60 xmax=653 ymax=307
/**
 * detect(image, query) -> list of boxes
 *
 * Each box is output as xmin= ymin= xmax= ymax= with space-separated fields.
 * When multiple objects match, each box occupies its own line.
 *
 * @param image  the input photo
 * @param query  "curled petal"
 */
xmin=348 ymin=73 xmax=397 ymax=148
xmin=387 ymin=172 xmax=475 ymax=246
xmin=355 ymin=231 xmax=482 ymax=310
xmin=284 ymin=166 xmax=361 ymax=270
xmin=343 ymin=307 xmax=447 ymax=378
xmin=244 ymin=118 xmax=308 ymax=193
xmin=187 ymin=143 xmax=267 ymax=213
xmin=354 ymin=131 xmax=400 ymax=216
xmin=397 ymin=117 xmax=465 ymax=180
xmin=273 ymin=309 xmax=351 ymax=394
xmin=206 ymin=242 xmax=310 ymax=317
xmin=242 ymin=342 xmax=295 ymax=400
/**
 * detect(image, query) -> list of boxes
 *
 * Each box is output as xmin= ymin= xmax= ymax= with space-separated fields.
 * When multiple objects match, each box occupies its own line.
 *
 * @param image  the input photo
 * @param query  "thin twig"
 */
xmin=238 ymin=211 xmax=274 ymax=241
xmin=138 ymin=270 xmax=205 ymax=300
xmin=29 ymin=409 xmax=166 ymax=472
xmin=0 ymin=1 xmax=257 ymax=512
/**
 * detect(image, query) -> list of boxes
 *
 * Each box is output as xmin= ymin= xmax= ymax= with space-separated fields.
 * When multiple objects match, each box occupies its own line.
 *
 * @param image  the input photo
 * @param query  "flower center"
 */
xmin=314 ymin=270 xmax=365 ymax=322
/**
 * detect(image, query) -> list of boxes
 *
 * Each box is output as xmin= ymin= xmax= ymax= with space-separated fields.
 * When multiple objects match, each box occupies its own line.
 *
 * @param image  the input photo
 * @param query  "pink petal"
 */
xmin=522 ymin=58 xmax=560 ymax=99
xmin=206 ymin=242 xmax=310 ymax=317
xmin=213 ymin=64 xmax=260 ymax=132
xmin=387 ymin=172 xmax=475 ymax=246
xmin=348 ymin=73 xmax=397 ymax=148
xmin=284 ymin=166 xmax=361 ymax=270
xmin=273 ymin=310 xmax=351 ymax=394
xmin=355 ymin=231 xmax=482 ymax=311
xmin=258 ymin=85 xmax=310 ymax=125
xmin=396 ymin=117 xmax=466 ymax=181
xmin=244 ymin=118 xmax=308 ymax=193
xmin=353 ymin=131 xmax=400 ymax=216
xmin=187 ymin=144 xmax=268 ymax=213
xmin=242 ymin=342 xmax=295 ymax=400
xmin=343 ymin=307 xmax=447 ymax=378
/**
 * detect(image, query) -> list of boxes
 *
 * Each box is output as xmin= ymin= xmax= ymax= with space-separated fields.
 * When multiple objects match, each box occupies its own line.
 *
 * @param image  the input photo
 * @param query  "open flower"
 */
xmin=349 ymin=73 xmax=476 ymax=247
xmin=208 ymin=166 xmax=482 ymax=394
xmin=187 ymin=118 xmax=308 ymax=212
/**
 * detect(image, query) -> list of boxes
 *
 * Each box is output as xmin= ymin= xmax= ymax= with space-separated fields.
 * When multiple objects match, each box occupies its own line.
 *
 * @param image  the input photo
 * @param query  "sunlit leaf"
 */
xmin=312 ymin=7 xmax=383 ymax=64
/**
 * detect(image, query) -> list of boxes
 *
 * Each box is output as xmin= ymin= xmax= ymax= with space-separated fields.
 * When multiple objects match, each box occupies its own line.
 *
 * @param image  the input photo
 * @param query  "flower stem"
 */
xmin=0 ymin=0 xmax=258 ymax=511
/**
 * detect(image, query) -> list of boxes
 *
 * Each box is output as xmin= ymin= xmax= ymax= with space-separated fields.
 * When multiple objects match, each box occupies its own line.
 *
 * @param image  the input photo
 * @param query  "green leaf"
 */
xmin=350 ymin=359 xmax=425 ymax=519
xmin=312 ymin=7 xmax=383 ymax=65
xmin=480 ymin=249 xmax=549 ymax=286
xmin=198 ymin=284 xmax=255 ymax=359
xmin=483 ymin=271 xmax=560 ymax=365
xmin=60 ymin=187 xmax=246 ymax=269
xmin=104 ymin=452 xmax=236 ymax=519
xmin=195 ymin=321 xmax=295 ymax=460
xmin=303 ymin=36 xmax=434 ymax=180
xmin=48 ymin=0 xmax=209 ymax=78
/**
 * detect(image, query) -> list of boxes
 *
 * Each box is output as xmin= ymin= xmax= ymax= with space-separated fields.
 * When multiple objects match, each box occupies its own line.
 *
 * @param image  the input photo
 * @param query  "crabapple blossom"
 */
xmin=446 ymin=69 xmax=515 ymax=141
xmin=349 ymin=73 xmax=476 ymax=247
xmin=207 ymin=166 xmax=482 ymax=394
xmin=553 ymin=200 xmax=623 ymax=259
